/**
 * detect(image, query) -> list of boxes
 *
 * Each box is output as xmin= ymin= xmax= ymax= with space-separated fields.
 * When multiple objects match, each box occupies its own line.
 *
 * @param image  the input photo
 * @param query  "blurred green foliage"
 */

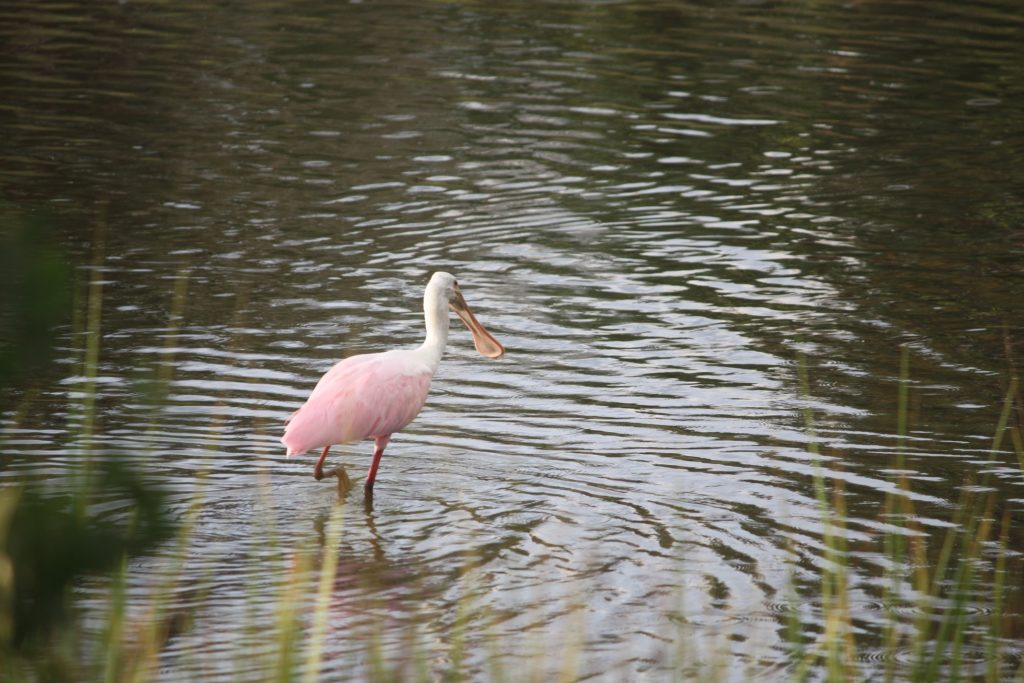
xmin=0 ymin=205 xmax=71 ymax=399
xmin=0 ymin=463 xmax=175 ymax=652
xmin=0 ymin=206 xmax=176 ymax=676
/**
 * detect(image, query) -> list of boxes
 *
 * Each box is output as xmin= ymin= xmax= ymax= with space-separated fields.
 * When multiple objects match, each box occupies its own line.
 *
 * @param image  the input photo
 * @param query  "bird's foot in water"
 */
xmin=335 ymin=467 xmax=353 ymax=495
xmin=315 ymin=465 xmax=352 ymax=500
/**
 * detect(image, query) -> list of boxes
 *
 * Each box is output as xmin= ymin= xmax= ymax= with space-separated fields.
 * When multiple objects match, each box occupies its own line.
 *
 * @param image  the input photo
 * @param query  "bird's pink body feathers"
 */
xmin=281 ymin=349 xmax=433 ymax=457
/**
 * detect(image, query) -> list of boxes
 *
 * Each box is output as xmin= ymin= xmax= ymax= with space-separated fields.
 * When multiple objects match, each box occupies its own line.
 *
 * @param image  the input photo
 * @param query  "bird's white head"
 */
xmin=426 ymin=272 xmax=505 ymax=359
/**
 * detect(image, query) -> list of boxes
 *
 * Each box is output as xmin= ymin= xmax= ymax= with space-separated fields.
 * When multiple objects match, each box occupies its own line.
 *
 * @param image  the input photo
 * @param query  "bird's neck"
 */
xmin=417 ymin=288 xmax=449 ymax=372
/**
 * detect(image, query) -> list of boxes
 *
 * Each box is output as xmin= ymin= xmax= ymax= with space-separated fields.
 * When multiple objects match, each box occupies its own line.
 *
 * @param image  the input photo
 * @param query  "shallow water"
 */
xmin=2 ymin=0 xmax=1024 ymax=679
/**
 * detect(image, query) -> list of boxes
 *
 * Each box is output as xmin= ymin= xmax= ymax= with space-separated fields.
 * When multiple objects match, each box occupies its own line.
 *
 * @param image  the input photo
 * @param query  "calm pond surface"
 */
xmin=2 ymin=0 xmax=1024 ymax=680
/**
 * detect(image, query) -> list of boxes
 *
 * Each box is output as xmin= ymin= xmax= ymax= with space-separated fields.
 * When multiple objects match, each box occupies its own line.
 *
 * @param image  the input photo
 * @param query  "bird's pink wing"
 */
xmin=282 ymin=351 xmax=433 ymax=457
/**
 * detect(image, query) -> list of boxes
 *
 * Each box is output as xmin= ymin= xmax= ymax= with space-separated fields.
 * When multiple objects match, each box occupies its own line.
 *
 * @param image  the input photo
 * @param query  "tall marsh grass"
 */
xmin=3 ymin=345 xmax=1020 ymax=681
xmin=2 ymin=222 xmax=1022 ymax=680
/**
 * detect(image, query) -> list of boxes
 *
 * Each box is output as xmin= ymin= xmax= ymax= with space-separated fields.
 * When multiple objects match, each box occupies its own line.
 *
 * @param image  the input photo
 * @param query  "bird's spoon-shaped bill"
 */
xmin=451 ymin=292 xmax=505 ymax=359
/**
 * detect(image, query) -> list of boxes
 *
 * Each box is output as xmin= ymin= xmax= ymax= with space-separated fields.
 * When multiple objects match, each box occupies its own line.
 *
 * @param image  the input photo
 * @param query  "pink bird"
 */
xmin=282 ymin=272 xmax=505 ymax=491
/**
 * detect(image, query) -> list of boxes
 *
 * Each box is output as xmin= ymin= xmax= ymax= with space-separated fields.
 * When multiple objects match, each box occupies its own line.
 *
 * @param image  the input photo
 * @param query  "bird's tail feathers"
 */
xmin=281 ymin=428 xmax=309 ymax=458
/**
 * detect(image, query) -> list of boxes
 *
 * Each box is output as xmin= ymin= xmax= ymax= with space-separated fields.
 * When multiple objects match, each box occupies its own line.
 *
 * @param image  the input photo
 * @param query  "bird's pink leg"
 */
xmin=364 ymin=435 xmax=391 ymax=491
xmin=313 ymin=446 xmax=330 ymax=481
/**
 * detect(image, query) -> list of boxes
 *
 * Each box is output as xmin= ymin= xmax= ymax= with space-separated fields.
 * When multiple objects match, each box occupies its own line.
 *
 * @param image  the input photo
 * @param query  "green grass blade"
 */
xmin=302 ymin=503 xmax=345 ymax=683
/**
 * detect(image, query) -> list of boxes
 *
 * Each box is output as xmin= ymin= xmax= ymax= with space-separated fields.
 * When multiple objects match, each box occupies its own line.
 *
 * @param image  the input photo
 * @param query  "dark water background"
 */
xmin=2 ymin=0 xmax=1023 ymax=679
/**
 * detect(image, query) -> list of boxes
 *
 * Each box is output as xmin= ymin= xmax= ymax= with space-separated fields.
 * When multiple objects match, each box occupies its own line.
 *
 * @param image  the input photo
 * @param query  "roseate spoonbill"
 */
xmin=281 ymin=272 xmax=505 ymax=491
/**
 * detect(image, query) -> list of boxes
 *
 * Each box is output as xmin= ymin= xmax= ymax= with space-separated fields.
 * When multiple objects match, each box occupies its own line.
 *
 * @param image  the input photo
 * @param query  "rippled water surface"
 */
xmin=3 ymin=0 xmax=1024 ymax=679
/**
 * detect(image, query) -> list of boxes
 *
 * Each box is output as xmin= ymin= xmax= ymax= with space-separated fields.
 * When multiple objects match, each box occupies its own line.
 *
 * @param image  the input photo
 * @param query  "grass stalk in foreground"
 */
xmin=446 ymin=560 xmax=483 ymax=683
xmin=302 ymin=502 xmax=345 ymax=683
xmin=985 ymin=509 xmax=1010 ymax=683
xmin=72 ymin=210 xmax=108 ymax=518
xmin=274 ymin=550 xmax=312 ymax=683
xmin=100 ymin=558 xmax=127 ymax=683
xmin=796 ymin=355 xmax=858 ymax=681
xmin=784 ymin=534 xmax=807 ymax=683
xmin=126 ymin=485 xmax=204 ymax=683
xmin=905 ymin=377 xmax=1018 ymax=683
xmin=883 ymin=347 xmax=911 ymax=683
